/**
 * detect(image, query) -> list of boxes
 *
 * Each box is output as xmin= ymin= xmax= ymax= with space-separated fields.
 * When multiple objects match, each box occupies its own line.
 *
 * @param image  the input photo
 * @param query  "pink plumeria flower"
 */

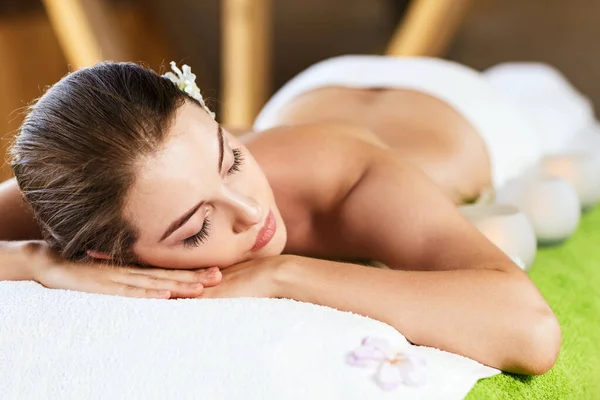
xmin=347 ymin=337 xmax=427 ymax=391
xmin=347 ymin=336 xmax=390 ymax=368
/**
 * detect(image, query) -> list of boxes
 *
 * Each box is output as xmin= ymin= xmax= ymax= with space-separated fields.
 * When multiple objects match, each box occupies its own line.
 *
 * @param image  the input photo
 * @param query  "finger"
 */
xmin=127 ymin=266 xmax=222 ymax=286
xmin=199 ymin=268 xmax=222 ymax=287
xmin=112 ymin=273 xmax=205 ymax=298
xmin=115 ymin=285 xmax=171 ymax=299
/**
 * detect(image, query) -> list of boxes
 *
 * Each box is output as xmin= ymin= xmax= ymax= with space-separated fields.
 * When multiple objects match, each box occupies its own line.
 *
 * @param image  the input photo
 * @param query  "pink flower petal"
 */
xmin=397 ymin=351 xmax=428 ymax=386
xmin=346 ymin=353 xmax=376 ymax=368
xmin=348 ymin=337 xmax=428 ymax=391
xmin=353 ymin=344 xmax=386 ymax=360
xmin=362 ymin=336 xmax=391 ymax=351
xmin=374 ymin=361 xmax=403 ymax=391
xmin=347 ymin=339 xmax=387 ymax=368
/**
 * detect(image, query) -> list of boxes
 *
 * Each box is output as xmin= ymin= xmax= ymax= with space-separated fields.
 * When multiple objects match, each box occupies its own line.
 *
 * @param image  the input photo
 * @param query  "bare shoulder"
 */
xmin=243 ymin=122 xmax=386 ymax=162
xmin=337 ymin=147 xmax=513 ymax=270
xmin=243 ymin=123 xmax=384 ymax=211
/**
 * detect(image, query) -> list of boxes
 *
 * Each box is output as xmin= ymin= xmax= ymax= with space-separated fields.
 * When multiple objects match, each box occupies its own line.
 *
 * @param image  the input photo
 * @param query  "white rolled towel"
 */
xmin=484 ymin=62 xmax=596 ymax=155
xmin=484 ymin=62 xmax=600 ymax=240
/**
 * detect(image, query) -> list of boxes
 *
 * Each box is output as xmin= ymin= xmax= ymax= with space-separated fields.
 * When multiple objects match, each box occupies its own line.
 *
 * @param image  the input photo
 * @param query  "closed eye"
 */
xmin=183 ymin=218 xmax=211 ymax=248
xmin=182 ymin=148 xmax=243 ymax=248
xmin=228 ymin=148 xmax=244 ymax=175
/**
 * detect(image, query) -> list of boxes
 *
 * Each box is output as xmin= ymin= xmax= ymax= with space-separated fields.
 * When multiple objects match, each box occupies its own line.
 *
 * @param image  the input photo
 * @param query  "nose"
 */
xmin=219 ymin=187 xmax=263 ymax=233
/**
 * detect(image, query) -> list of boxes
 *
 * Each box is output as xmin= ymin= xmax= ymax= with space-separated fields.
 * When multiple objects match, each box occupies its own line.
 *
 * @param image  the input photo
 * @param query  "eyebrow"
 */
xmin=217 ymin=125 xmax=224 ymax=174
xmin=159 ymin=125 xmax=223 ymax=242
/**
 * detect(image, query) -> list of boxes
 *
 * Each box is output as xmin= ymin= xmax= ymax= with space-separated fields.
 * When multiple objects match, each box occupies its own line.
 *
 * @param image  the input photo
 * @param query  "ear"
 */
xmin=86 ymin=250 xmax=113 ymax=261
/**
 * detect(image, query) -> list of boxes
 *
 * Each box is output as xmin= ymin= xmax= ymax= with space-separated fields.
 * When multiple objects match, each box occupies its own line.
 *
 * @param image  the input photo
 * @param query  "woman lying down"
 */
xmin=10 ymin=54 xmax=600 ymax=376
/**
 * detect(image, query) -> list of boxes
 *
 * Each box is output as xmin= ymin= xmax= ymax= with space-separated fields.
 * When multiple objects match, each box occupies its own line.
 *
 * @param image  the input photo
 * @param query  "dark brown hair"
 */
xmin=11 ymin=61 xmax=191 ymax=264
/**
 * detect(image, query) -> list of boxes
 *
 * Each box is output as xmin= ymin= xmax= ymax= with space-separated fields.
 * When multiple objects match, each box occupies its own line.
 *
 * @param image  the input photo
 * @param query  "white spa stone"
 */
xmin=540 ymin=153 xmax=600 ymax=210
xmin=459 ymin=204 xmax=537 ymax=270
xmin=495 ymin=176 xmax=581 ymax=245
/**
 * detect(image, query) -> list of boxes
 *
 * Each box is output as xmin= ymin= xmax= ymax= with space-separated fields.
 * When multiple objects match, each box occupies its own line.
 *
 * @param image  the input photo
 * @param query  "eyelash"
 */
xmin=228 ymin=148 xmax=244 ymax=175
xmin=183 ymin=219 xmax=211 ymax=248
xmin=183 ymin=148 xmax=244 ymax=248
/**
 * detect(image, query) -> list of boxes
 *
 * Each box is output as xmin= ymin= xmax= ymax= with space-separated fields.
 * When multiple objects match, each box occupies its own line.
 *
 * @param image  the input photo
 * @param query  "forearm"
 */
xmin=0 ymin=241 xmax=40 ymax=281
xmin=277 ymin=256 xmax=560 ymax=375
xmin=0 ymin=178 xmax=42 ymax=241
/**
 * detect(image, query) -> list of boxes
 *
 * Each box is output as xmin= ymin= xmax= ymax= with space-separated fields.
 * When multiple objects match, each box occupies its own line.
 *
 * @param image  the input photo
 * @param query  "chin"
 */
xmin=271 ymin=209 xmax=288 ymax=254
xmin=254 ymin=232 xmax=286 ymax=260
xmin=269 ymin=232 xmax=287 ymax=256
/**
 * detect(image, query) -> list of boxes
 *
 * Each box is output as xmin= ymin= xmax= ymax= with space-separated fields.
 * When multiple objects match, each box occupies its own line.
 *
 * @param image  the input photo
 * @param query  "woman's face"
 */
xmin=124 ymin=102 xmax=287 ymax=269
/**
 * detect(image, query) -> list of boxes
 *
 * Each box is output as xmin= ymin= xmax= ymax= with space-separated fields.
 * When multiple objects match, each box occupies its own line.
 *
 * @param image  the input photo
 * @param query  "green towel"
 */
xmin=467 ymin=206 xmax=600 ymax=399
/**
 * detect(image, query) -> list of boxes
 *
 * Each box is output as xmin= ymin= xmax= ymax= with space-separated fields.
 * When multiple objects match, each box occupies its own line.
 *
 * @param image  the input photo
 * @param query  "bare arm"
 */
xmin=0 ymin=178 xmax=42 ymax=241
xmin=280 ymin=149 xmax=559 ymax=374
xmin=0 ymin=237 xmax=223 ymax=298
xmin=0 ymin=178 xmax=44 ymax=281
xmin=278 ymin=256 xmax=558 ymax=375
xmin=0 ymin=241 xmax=40 ymax=280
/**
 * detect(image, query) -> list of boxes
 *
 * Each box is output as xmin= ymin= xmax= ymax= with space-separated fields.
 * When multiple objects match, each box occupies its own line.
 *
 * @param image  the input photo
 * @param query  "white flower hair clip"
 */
xmin=163 ymin=61 xmax=215 ymax=119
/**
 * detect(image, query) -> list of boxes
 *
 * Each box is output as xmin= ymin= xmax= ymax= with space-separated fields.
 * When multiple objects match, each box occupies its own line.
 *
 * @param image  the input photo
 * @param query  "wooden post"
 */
xmin=386 ymin=0 xmax=472 ymax=57
xmin=221 ymin=0 xmax=271 ymax=128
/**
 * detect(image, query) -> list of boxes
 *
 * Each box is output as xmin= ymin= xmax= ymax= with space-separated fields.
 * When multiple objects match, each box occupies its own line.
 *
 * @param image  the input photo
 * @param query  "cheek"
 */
xmin=243 ymin=157 xmax=270 ymax=191
xmin=227 ymin=162 xmax=265 ymax=198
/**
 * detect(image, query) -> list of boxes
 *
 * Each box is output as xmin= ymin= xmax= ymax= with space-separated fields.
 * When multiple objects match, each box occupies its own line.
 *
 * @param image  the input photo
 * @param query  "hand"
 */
xmin=21 ymin=241 xmax=222 ymax=299
xmin=200 ymin=255 xmax=290 ymax=299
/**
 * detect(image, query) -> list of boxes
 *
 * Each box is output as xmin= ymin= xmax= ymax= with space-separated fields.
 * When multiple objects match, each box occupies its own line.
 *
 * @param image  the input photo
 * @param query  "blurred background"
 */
xmin=1 ymin=0 xmax=599 ymax=182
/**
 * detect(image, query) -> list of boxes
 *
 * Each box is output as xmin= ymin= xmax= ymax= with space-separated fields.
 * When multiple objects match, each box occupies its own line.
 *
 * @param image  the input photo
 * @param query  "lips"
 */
xmin=251 ymin=210 xmax=276 ymax=251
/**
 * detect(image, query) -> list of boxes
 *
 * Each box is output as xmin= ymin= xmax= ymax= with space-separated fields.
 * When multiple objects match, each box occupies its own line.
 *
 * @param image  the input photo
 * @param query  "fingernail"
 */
xmin=207 ymin=267 xmax=219 ymax=278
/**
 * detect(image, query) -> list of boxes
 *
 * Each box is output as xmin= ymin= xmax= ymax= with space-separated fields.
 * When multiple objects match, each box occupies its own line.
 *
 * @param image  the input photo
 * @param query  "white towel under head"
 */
xmin=0 ymin=282 xmax=498 ymax=400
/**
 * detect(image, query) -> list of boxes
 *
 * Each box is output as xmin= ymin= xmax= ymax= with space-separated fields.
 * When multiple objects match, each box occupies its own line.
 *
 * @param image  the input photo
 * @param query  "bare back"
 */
xmin=269 ymin=87 xmax=492 ymax=203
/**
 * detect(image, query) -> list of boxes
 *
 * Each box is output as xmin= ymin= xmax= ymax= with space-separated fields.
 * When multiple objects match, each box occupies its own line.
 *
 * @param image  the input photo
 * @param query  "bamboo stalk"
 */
xmin=42 ymin=0 xmax=126 ymax=68
xmin=221 ymin=0 xmax=271 ymax=127
xmin=386 ymin=0 xmax=472 ymax=57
